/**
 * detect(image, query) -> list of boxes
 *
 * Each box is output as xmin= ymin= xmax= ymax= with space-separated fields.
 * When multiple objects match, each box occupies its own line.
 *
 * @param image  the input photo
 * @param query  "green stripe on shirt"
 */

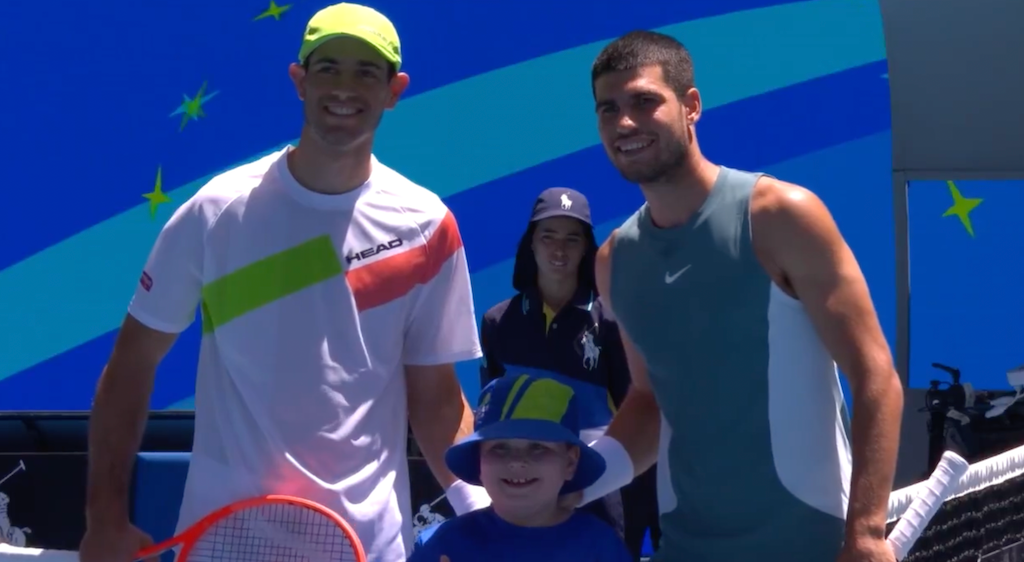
xmin=200 ymin=235 xmax=343 ymax=333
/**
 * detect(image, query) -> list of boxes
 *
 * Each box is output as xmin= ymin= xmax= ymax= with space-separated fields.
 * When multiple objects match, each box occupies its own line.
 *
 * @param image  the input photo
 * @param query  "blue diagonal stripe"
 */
xmin=0 ymin=60 xmax=891 ymax=411
xmin=0 ymin=0 xmax=884 ymax=382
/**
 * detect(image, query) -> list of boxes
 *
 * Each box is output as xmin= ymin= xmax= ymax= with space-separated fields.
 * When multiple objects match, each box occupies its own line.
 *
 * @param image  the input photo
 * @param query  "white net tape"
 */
xmin=887 ymin=443 xmax=1024 ymax=522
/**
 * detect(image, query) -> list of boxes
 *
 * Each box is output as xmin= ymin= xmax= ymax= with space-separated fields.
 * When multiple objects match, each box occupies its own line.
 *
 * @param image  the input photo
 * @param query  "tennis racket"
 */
xmin=886 ymin=450 xmax=970 ymax=561
xmin=0 ymin=495 xmax=366 ymax=562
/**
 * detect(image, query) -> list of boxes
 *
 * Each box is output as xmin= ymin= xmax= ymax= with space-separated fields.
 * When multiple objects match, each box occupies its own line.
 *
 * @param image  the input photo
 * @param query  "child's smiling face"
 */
xmin=478 ymin=438 xmax=580 ymax=526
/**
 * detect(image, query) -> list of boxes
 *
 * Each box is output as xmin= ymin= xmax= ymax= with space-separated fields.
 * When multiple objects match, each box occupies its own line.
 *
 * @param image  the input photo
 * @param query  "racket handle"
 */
xmin=0 ymin=543 xmax=80 ymax=561
xmin=886 ymin=450 xmax=970 ymax=560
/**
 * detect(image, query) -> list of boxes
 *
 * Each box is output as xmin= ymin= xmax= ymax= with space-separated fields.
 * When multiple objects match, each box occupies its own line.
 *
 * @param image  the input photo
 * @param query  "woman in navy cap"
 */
xmin=477 ymin=187 xmax=640 ymax=544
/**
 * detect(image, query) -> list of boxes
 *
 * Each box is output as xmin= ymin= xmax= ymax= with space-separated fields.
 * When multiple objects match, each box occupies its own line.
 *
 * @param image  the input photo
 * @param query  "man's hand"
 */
xmin=79 ymin=522 xmax=156 ymax=562
xmin=837 ymin=537 xmax=896 ymax=562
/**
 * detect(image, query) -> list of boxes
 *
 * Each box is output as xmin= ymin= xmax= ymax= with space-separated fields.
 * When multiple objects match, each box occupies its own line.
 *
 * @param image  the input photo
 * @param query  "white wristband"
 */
xmin=579 ymin=435 xmax=635 ymax=507
xmin=445 ymin=479 xmax=492 ymax=515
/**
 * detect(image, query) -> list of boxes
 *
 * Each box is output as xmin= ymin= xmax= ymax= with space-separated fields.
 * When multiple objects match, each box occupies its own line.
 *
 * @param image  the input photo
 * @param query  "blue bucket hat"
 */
xmin=445 ymin=374 xmax=606 ymax=494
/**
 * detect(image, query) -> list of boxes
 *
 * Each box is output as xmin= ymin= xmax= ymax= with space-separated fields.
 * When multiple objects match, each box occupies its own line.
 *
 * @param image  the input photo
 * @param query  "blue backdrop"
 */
xmin=1 ymin=0 xmax=1019 ymax=411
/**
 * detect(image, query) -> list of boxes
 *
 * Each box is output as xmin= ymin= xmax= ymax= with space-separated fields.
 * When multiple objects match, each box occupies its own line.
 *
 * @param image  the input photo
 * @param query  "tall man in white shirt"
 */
xmin=78 ymin=4 xmax=491 ymax=561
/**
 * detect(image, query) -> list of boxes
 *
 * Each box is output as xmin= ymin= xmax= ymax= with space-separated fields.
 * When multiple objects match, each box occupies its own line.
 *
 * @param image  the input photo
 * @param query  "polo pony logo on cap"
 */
xmin=560 ymin=193 xmax=573 ymax=211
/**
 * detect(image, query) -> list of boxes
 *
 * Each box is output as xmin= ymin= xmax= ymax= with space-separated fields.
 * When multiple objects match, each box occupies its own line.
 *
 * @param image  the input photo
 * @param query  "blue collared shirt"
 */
xmin=409 ymin=508 xmax=632 ymax=562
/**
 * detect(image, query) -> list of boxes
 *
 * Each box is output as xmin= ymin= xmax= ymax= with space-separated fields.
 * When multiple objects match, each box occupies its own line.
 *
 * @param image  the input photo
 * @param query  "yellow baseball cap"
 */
xmin=298 ymin=3 xmax=402 ymax=70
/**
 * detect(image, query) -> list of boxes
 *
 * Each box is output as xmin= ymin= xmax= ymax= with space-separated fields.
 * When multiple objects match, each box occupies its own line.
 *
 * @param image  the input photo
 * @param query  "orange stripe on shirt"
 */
xmin=347 ymin=211 xmax=464 ymax=312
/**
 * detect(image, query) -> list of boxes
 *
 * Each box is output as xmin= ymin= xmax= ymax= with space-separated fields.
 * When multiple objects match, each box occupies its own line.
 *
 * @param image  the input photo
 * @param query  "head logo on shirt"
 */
xmin=560 ymin=193 xmax=573 ymax=211
xmin=139 ymin=271 xmax=154 ymax=292
xmin=345 ymin=237 xmax=404 ymax=265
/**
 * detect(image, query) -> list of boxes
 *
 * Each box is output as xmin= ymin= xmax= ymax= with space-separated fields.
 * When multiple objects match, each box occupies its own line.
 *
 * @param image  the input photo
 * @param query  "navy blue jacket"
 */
xmin=479 ymin=288 xmax=631 ymax=430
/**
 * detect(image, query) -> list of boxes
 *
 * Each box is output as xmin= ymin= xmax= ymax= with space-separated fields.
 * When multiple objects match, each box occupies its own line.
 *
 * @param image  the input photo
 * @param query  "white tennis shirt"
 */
xmin=128 ymin=147 xmax=483 ymax=561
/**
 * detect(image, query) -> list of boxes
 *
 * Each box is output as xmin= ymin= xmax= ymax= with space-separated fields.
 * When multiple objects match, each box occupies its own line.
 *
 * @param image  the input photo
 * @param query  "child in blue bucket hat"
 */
xmin=407 ymin=374 xmax=632 ymax=561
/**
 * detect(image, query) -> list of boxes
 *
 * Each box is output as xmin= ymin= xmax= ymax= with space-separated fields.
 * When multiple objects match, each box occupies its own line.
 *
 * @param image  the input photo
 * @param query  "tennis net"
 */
xmin=888 ymin=443 xmax=1024 ymax=561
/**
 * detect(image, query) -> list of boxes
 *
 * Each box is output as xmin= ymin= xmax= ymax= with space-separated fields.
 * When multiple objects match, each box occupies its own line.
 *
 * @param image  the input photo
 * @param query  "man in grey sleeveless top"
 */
xmin=574 ymin=31 xmax=903 ymax=562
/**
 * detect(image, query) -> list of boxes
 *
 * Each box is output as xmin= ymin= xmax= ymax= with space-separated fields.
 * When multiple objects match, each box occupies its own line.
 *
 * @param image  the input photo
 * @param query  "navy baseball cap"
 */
xmin=529 ymin=187 xmax=592 ymax=226
xmin=511 ymin=187 xmax=599 ymax=294
xmin=445 ymin=374 xmax=606 ymax=494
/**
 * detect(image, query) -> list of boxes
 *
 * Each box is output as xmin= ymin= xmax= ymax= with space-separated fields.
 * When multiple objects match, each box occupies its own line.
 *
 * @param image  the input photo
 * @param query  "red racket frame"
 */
xmin=135 ymin=494 xmax=366 ymax=562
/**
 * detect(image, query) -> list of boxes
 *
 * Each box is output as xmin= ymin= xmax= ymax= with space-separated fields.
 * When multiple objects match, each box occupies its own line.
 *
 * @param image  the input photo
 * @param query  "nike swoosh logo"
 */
xmin=665 ymin=265 xmax=692 ymax=284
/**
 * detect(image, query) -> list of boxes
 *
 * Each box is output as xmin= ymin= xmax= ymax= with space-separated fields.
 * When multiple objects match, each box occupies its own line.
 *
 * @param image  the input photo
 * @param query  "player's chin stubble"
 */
xmin=618 ymin=149 xmax=687 ymax=185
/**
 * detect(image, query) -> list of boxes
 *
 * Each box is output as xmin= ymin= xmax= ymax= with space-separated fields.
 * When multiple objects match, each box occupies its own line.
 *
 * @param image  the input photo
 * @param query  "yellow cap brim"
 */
xmin=299 ymin=31 xmax=401 ymax=71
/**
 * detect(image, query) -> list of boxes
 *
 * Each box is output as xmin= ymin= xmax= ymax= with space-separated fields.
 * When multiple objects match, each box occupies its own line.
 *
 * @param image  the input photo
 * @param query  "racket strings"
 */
xmin=188 ymin=503 xmax=359 ymax=562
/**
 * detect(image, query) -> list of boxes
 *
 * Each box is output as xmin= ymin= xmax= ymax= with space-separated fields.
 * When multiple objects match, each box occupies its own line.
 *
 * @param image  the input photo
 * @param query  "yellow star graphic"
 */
xmin=942 ymin=180 xmax=983 ymax=237
xmin=174 ymin=81 xmax=217 ymax=132
xmin=254 ymin=1 xmax=291 ymax=21
xmin=142 ymin=166 xmax=172 ymax=220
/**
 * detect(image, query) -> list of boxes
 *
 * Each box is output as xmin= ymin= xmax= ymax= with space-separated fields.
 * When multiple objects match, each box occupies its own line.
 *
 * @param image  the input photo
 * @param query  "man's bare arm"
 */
xmin=596 ymin=230 xmax=661 ymax=476
xmin=86 ymin=314 xmax=178 ymax=527
xmin=755 ymin=181 xmax=903 ymax=544
xmin=405 ymin=363 xmax=475 ymax=489
xmin=604 ymin=333 xmax=661 ymax=476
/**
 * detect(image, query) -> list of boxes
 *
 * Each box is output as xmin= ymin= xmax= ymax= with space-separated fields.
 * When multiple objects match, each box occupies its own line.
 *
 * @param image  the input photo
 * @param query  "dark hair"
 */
xmin=591 ymin=30 xmax=695 ymax=99
xmin=511 ymin=222 xmax=599 ymax=296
